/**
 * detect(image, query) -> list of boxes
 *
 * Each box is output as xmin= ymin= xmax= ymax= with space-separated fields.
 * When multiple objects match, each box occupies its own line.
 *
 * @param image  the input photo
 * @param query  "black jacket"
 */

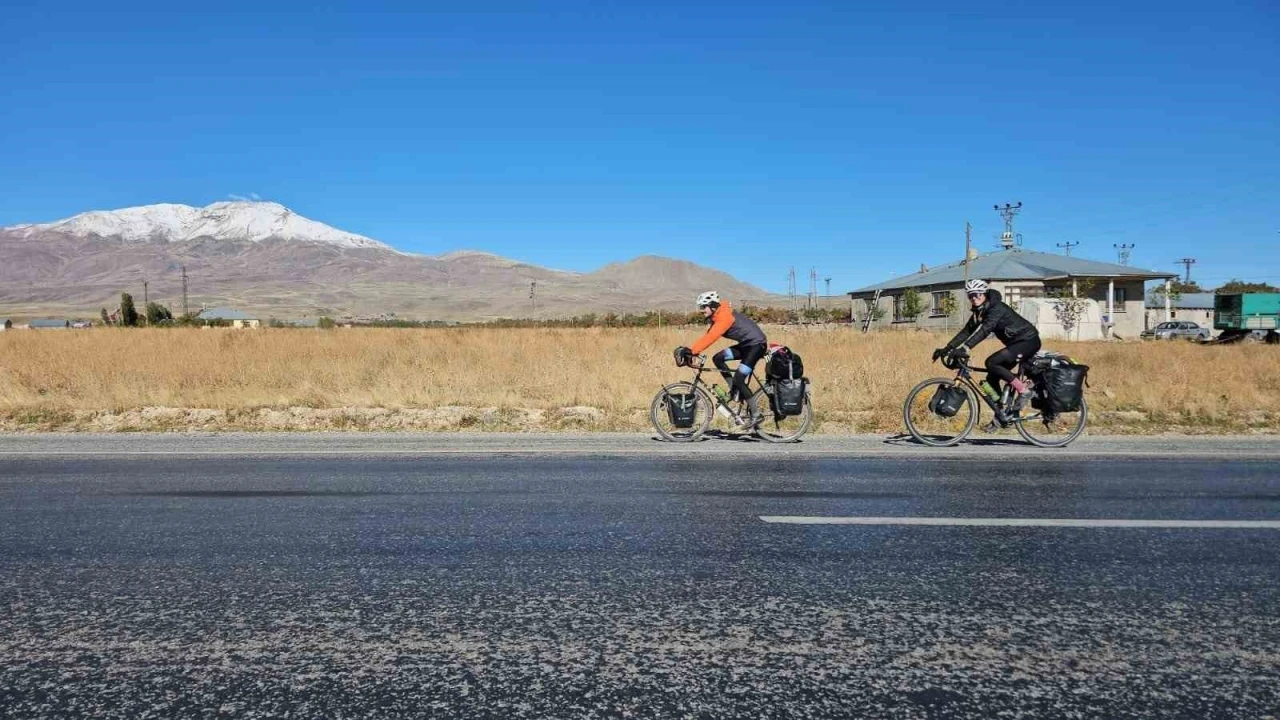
xmin=946 ymin=289 xmax=1038 ymax=350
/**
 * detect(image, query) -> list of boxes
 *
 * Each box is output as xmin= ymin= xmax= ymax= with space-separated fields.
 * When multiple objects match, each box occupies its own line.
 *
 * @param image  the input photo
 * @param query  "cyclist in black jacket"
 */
xmin=933 ymin=279 xmax=1041 ymax=424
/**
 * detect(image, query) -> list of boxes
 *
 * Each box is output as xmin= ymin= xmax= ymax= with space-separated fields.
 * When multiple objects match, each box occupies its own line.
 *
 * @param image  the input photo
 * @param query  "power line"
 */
xmin=964 ymin=221 xmax=972 ymax=282
xmin=993 ymin=202 xmax=1022 ymax=249
xmin=1056 ymin=241 xmax=1080 ymax=256
xmin=1114 ymin=243 xmax=1135 ymax=265
xmin=1175 ymin=257 xmax=1197 ymax=282
xmin=180 ymin=265 xmax=189 ymax=319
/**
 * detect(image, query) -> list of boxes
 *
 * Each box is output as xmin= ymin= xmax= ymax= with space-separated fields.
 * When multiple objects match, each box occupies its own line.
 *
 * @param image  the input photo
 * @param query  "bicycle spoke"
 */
xmin=904 ymin=379 xmax=977 ymax=446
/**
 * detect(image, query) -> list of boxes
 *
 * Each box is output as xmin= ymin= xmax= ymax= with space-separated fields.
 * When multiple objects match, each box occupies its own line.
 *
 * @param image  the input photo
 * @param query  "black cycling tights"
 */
xmin=713 ymin=344 xmax=766 ymax=401
xmin=985 ymin=338 xmax=1042 ymax=395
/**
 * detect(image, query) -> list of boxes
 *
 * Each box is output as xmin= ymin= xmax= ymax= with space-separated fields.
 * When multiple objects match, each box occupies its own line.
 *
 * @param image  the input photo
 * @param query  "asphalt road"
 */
xmin=1 ymin=435 xmax=1278 ymax=719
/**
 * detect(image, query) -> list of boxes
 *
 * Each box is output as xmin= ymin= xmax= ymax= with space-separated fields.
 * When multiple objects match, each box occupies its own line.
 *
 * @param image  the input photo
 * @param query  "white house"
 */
xmin=198 ymin=307 xmax=262 ymax=329
xmin=849 ymin=248 xmax=1177 ymax=340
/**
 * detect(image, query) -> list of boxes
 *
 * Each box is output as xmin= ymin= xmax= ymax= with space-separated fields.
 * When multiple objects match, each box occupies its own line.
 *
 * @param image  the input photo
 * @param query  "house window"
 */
xmin=931 ymin=291 xmax=951 ymax=316
xmin=1004 ymin=285 xmax=1044 ymax=305
xmin=893 ymin=295 xmax=907 ymax=322
xmin=1112 ymin=287 xmax=1128 ymax=312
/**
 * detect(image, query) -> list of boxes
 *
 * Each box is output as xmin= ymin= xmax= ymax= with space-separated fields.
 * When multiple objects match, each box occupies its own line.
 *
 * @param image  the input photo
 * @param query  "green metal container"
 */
xmin=1215 ymin=293 xmax=1280 ymax=331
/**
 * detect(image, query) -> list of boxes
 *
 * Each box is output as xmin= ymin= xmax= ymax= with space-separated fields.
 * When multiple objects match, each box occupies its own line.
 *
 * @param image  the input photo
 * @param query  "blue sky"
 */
xmin=2 ymin=0 xmax=1276 ymax=292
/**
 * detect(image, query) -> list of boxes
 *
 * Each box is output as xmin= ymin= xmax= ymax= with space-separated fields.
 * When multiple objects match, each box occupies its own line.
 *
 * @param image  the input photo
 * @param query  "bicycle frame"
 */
xmin=678 ymin=356 xmax=767 ymax=422
xmin=944 ymin=354 xmax=1048 ymax=425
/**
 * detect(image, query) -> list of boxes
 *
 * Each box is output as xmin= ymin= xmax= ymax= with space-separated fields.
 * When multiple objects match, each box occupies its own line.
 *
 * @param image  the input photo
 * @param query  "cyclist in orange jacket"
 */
xmin=674 ymin=291 xmax=767 ymax=403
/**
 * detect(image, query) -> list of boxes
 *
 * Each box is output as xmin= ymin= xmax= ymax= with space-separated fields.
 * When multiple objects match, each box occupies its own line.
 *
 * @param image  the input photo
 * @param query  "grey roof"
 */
xmin=1145 ymin=292 xmax=1216 ymax=310
xmin=849 ymin=249 xmax=1176 ymax=295
xmin=283 ymin=318 xmax=321 ymax=327
xmin=199 ymin=307 xmax=254 ymax=321
xmin=28 ymin=319 xmax=69 ymax=328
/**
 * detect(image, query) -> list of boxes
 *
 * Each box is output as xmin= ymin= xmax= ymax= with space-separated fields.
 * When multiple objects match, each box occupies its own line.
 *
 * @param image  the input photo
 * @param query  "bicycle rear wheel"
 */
xmin=650 ymin=383 xmax=714 ymax=442
xmin=1015 ymin=396 xmax=1088 ymax=447
xmin=903 ymin=378 xmax=978 ymax=447
xmin=749 ymin=388 xmax=812 ymax=443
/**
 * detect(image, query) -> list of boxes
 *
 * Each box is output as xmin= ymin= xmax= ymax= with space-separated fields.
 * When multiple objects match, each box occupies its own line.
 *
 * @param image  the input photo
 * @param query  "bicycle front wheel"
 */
xmin=903 ymin=378 xmax=978 ymax=447
xmin=650 ymin=382 xmax=715 ymax=442
xmin=1016 ymin=396 xmax=1088 ymax=447
xmin=749 ymin=388 xmax=813 ymax=443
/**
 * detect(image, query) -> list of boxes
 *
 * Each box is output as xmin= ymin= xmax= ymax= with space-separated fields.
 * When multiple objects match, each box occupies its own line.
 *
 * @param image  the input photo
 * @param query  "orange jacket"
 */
xmin=690 ymin=301 xmax=766 ymax=354
xmin=691 ymin=304 xmax=734 ymax=354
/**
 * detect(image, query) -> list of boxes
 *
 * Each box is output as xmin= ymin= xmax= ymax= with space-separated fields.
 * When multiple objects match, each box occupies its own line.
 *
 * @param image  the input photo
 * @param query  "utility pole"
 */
xmin=1114 ymin=243 xmax=1135 ymax=265
xmin=787 ymin=268 xmax=798 ymax=313
xmin=1176 ymin=257 xmax=1197 ymax=283
xmin=142 ymin=278 xmax=149 ymax=326
xmin=824 ymin=277 xmax=832 ymax=298
xmin=180 ymin=265 xmax=190 ymax=319
xmin=994 ymin=202 xmax=1022 ymax=249
xmin=808 ymin=268 xmax=818 ymax=310
xmin=529 ymin=281 xmax=537 ymax=314
xmin=964 ymin=221 xmax=972 ymax=282
xmin=1056 ymin=241 xmax=1080 ymax=256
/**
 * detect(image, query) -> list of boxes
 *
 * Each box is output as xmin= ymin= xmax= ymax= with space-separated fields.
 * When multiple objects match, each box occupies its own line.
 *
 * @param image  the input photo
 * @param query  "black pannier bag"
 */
xmin=928 ymin=384 xmax=967 ymax=418
xmin=766 ymin=347 xmax=804 ymax=380
xmin=665 ymin=392 xmax=698 ymax=428
xmin=1041 ymin=363 xmax=1089 ymax=413
xmin=772 ymin=379 xmax=807 ymax=416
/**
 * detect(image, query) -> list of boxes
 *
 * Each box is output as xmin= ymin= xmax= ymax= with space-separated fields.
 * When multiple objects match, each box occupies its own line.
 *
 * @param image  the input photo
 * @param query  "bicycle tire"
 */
xmin=1015 ymin=396 xmax=1088 ymax=448
xmin=903 ymin=378 xmax=978 ymax=447
xmin=650 ymin=383 xmax=715 ymax=442
xmin=749 ymin=387 xmax=813 ymax=443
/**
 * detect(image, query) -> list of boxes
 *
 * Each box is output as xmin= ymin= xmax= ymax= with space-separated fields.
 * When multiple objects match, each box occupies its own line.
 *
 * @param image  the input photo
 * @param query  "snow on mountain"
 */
xmin=8 ymin=201 xmax=395 ymax=251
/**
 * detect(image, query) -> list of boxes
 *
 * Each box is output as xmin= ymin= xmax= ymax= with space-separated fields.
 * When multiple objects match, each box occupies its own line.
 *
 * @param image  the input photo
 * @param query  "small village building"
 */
xmin=198 ymin=307 xmax=261 ymax=329
xmin=1144 ymin=293 xmax=1216 ymax=334
xmin=848 ymin=248 xmax=1177 ymax=341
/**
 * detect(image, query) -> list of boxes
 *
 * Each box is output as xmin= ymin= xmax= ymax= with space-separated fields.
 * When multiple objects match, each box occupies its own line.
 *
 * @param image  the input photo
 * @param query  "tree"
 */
xmin=318 ymin=316 xmax=336 ymax=329
xmin=145 ymin=302 xmax=173 ymax=325
xmin=1048 ymin=279 xmax=1096 ymax=340
xmin=939 ymin=291 xmax=959 ymax=331
xmin=901 ymin=287 xmax=925 ymax=321
xmin=120 ymin=293 xmax=139 ymax=327
xmin=1216 ymin=279 xmax=1280 ymax=294
xmin=100 ymin=308 xmax=110 ymax=326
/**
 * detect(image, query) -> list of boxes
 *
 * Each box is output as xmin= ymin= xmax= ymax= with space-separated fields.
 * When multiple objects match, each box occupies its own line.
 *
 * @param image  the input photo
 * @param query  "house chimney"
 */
xmin=920 ymin=263 xmax=928 ymax=273
xmin=967 ymin=248 xmax=979 ymax=261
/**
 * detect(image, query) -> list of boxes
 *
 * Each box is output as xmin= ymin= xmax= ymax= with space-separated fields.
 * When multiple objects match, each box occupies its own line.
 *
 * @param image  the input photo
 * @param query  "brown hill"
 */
xmin=0 ymin=233 xmax=785 ymax=321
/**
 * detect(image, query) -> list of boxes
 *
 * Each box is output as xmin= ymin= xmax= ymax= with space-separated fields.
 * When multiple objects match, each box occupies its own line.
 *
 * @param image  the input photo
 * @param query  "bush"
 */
xmin=145 ymin=302 xmax=173 ymax=325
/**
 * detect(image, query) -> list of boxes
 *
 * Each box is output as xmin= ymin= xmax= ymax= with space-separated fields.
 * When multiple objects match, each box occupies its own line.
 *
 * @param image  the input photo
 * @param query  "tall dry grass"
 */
xmin=2 ymin=327 xmax=1278 ymax=432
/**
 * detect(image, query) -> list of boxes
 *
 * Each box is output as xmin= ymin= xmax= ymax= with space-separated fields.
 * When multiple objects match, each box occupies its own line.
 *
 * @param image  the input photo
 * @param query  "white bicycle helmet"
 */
xmin=696 ymin=291 xmax=721 ymax=308
xmin=964 ymin=279 xmax=989 ymax=296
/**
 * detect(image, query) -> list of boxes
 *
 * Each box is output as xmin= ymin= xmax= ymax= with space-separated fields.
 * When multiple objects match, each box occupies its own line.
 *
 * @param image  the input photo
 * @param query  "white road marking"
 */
xmin=759 ymin=516 xmax=1280 ymax=529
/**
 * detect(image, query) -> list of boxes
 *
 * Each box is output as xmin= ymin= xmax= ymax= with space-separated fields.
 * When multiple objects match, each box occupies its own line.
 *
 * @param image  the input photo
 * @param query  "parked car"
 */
xmin=1141 ymin=321 xmax=1212 ymax=341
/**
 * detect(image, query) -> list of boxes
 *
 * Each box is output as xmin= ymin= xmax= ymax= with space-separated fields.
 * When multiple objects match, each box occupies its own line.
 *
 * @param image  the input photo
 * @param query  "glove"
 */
xmin=932 ymin=348 xmax=948 ymax=362
xmin=673 ymin=346 xmax=693 ymax=366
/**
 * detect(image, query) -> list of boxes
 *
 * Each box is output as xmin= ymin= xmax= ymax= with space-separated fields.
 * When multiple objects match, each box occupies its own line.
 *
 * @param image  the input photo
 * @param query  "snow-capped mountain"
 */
xmin=0 ymin=201 xmax=787 ymax=319
xmin=7 ymin=201 xmax=394 ymax=251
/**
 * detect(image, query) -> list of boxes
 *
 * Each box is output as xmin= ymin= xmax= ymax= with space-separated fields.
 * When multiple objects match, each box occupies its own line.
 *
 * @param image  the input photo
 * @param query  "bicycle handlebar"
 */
xmin=941 ymin=349 xmax=987 ymax=374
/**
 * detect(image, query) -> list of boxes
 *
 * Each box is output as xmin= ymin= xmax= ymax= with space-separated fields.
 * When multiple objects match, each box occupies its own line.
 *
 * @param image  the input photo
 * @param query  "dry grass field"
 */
xmin=2 ymin=326 xmax=1278 ymax=433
